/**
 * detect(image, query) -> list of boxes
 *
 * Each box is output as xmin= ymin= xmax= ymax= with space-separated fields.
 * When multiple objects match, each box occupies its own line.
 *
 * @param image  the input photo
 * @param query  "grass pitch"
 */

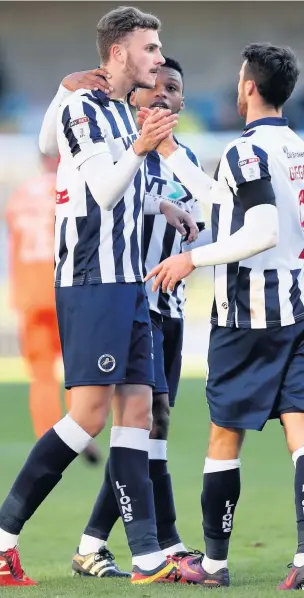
xmin=0 ymin=379 xmax=295 ymax=597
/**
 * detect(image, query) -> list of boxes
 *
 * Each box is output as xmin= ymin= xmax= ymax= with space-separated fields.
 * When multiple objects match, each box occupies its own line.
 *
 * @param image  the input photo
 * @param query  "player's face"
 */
xmin=123 ymin=29 xmax=165 ymax=89
xmin=237 ymin=61 xmax=248 ymax=118
xmin=131 ymin=66 xmax=184 ymax=114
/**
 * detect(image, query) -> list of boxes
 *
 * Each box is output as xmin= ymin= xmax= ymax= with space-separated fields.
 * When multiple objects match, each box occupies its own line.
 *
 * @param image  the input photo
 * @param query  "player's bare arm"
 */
xmin=62 ymin=68 xmax=113 ymax=94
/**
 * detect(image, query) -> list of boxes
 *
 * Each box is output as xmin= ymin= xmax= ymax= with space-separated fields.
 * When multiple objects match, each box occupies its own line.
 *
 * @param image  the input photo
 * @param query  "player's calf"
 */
xmin=150 ymin=392 xmax=170 ymax=440
xmin=280 ymin=414 xmax=304 ymax=585
xmin=149 ymin=393 xmax=186 ymax=555
xmin=201 ymin=455 xmax=241 ymax=575
xmin=199 ymin=424 xmax=243 ymax=575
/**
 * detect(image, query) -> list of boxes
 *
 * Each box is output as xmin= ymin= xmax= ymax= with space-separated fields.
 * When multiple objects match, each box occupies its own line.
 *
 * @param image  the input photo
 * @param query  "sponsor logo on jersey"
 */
xmin=289 ymin=165 xmax=304 ymax=181
xmin=70 ymin=116 xmax=89 ymax=127
xmin=283 ymin=146 xmax=304 ymax=159
xmin=56 ymin=189 xmax=70 ymax=204
xmin=238 ymin=156 xmax=260 ymax=168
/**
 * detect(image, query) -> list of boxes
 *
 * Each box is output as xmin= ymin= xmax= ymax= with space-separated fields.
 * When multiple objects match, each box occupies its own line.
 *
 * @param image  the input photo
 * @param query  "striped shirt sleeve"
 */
xmin=61 ymin=97 xmax=108 ymax=168
xmin=226 ymin=140 xmax=270 ymax=188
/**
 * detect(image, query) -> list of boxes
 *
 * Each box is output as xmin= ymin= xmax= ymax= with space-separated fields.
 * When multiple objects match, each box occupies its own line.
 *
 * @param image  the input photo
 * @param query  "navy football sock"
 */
xmin=84 ymin=458 xmax=120 ymax=541
xmin=202 ymin=458 xmax=241 ymax=560
xmin=109 ymin=426 xmax=160 ymax=557
xmin=0 ymin=416 xmax=91 ymax=537
xmin=149 ymin=440 xmax=180 ymax=550
xmin=293 ymin=452 xmax=304 ymax=554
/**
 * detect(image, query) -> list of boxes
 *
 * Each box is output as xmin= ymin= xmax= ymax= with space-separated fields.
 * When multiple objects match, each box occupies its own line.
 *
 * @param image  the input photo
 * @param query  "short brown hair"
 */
xmin=96 ymin=6 xmax=161 ymax=63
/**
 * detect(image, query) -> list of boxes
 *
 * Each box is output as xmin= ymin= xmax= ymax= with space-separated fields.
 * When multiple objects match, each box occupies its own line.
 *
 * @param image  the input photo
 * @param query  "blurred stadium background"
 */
xmin=1 ymin=0 xmax=304 ymax=372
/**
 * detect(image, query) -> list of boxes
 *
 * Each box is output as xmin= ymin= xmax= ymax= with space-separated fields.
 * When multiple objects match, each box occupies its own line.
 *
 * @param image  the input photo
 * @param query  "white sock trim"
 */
xmin=110 ymin=426 xmax=149 ymax=451
xmin=53 ymin=415 xmax=92 ymax=454
xmin=162 ymin=542 xmax=187 ymax=556
xmin=294 ymin=553 xmax=304 ymax=567
xmin=78 ymin=534 xmax=106 ymax=556
xmin=202 ymin=555 xmax=228 ymax=574
xmin=132 ymin=551 xmax=165 ymax=570
xmin=292 ymin=447 xmax=304 ymax=466
xmin=203 ymin=457 xmax=241 ymax=474
xmin=0 ymin=529 xmax=19 ymax=551
xmin=149 ymin=439 xmax=167 ymax=461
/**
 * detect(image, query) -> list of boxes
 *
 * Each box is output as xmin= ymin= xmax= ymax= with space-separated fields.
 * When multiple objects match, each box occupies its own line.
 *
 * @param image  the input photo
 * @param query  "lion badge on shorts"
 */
xmin=98 ymin=354 xmax=116 ymax=373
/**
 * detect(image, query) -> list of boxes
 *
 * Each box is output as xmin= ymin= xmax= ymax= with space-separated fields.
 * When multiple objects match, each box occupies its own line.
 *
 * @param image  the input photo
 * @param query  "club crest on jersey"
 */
xmin=98 ymin=354 xmax=116 ymax=373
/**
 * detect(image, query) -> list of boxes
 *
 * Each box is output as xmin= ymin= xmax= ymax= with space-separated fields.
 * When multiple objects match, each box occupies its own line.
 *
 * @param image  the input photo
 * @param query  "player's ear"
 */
xmin=112 ymin=43 xmax=125 ymax=64
xmin=246 ymin=80 xmax=255 ymax=97
xmin=180 ymin=96 xmax=185 ymax=111
xmin=129 ymin=91 xmax=136 ymax=108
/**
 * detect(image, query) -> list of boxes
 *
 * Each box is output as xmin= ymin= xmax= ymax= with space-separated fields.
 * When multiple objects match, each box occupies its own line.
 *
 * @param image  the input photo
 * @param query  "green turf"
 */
xmin=0 ymin=380 xmax=296 ymax=596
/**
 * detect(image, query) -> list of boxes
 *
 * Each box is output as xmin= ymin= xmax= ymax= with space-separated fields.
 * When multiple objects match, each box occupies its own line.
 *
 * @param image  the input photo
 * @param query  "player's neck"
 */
xmin=245 ymin=106 xmax=282 ymax=126
xmin=103 ymin=64 xmax=133 ymax=102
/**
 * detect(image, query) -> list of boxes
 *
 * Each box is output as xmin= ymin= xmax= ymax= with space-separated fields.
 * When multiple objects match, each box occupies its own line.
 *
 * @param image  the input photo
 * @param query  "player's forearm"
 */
xmin=164 ymin=146 xmax=219 ymax=207
xmin=39 ymin=85 xmax=72 ymax=156
xmin=80 ymin=147 xmax=145 ymax=211
xmin=191 ymin=204 xmax=279 ymax=267
xmin=144 ymin=198 xmax=179 ymax=215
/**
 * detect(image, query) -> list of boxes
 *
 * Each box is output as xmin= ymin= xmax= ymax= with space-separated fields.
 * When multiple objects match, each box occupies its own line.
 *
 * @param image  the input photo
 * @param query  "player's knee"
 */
xmin=70 ymin=410 xmax=107 ymax=438
xmin=207 ymin=423 xmax=245 ymax=460
xmin=131 ymin=403 xmax=153 ymax=431
xmin=113 ymin=384 xmax=153 ymax=430
xmin=281 ymin=412 xmax=304 ymax=455
xmin=150 ymin=393 xmax=170 ymax=440
xmin=68 ymin=386 xmax=113 ymax=438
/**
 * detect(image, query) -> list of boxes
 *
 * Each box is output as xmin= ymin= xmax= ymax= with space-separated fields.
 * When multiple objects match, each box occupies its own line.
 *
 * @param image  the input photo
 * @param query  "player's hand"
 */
xmin=160 ymin=201 xmax=199 ymax=243
xmin=134 ymin=108 xmax=178 ymax=156
xmin=136 ymin=106 xmax=152 ymax=128
xmin=144 ymin=253 xmax=196 ymax=293
xmin=62 ymin=68 xmax=113 ymax=93
xmin=157 ymin=134 xmax=179 ymax=158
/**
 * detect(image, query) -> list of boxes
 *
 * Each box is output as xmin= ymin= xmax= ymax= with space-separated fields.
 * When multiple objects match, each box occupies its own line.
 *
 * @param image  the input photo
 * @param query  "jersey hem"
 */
xmin=211 ymin=311 xmax=304 ymax=328
xmin=55 ymin=274 xmax=143 ymax=287
xmin=149 ymin=307 xmax=184 ymax=320
xmin=210 ymin=417 xmax=263 ymax=431
xmin=65 ymin=378 xmax=155 ymax=389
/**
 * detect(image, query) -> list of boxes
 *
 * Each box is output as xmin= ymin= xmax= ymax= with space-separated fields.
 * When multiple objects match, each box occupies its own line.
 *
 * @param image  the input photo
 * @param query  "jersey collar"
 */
xmin=244 ymin=116 xmax=288 ymax=131
xmin=89 ymin=90 xmax=128 ymax=105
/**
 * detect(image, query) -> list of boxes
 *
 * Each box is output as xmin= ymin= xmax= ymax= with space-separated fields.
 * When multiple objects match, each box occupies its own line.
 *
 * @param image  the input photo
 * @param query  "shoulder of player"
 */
xmin=59 ymin=89 xmax=109 ymax=113
xmin=222 ymin=132 xmax=269 ymax=164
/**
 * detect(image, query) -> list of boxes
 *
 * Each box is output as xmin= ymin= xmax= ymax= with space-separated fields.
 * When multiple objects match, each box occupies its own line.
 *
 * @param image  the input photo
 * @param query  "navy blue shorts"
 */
xmin=206 ymin=320 xmax=304 ymax=431
xmin=151 ymin=311 xmax=184 ymax=407
xmin=55 ymin=283 xmax=154 ymax=389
